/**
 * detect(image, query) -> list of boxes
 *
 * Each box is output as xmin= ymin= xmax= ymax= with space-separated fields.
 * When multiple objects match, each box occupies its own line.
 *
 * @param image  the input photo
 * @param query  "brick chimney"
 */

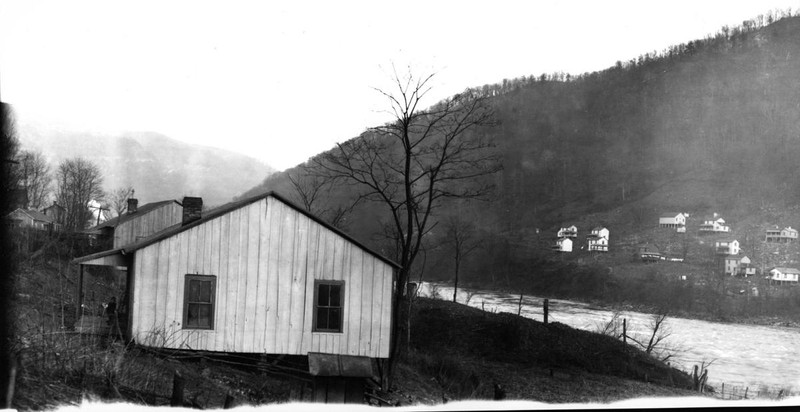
xmin=182 ymin=197 xmax=203 ymax=225
xmin=127 ymin=198 xmax=138 ymax=214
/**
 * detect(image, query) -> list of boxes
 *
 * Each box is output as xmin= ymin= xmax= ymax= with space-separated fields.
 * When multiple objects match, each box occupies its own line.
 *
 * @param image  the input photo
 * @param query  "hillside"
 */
xmin=238 ymin=14 xmax=800 ymax=322
xmin=16 ymin=121 xmax=276 ymax=207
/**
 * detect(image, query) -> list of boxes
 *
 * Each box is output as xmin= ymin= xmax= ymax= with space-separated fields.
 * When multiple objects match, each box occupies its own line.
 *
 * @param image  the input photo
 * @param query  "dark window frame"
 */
xmin=183 ymin=274 xmax=216 ymax=330
xmin=312 ymin=280 xmax=345 ymax=333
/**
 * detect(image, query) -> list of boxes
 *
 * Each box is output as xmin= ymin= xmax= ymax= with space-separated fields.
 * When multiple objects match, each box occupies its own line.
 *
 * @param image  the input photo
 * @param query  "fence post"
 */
xmin=224 ymin=393 xmax=235 ymax=409
xmin=543 ymin=299 xmax=549 ymax=324
xmin=721 ymin=383 xmax=724 ymax=399
xmin=171 ymin=370 xmax=184 ymax=406
xmin=744 ymin=387 xmax=748 ymax=399
xmin=517 ymin=294 xmax=523 ymax=316
xmin=622 ymin=319 xmax=627 ymax=345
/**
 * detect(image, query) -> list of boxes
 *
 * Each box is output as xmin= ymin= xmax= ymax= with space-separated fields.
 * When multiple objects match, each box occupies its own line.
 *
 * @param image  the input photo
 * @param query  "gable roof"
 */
xmin=771 ymin=267 xmax=800 ymax=274
xmin=90 ymin=200 xmax=181 ymax=230
xmin=41 ymin=202 xmax=66 ymax=211
xmin=76 ymin=191 xmax=401 ymax=269
xmin=659 ymin=212 xmax=683 ymax=218
xmin=9 ymin=208 xmax=53 ymax=223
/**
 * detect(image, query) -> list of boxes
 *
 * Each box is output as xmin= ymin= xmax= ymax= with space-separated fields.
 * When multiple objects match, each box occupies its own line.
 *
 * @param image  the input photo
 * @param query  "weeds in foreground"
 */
xmin=406 ymin=350 xmax=487 ymax=400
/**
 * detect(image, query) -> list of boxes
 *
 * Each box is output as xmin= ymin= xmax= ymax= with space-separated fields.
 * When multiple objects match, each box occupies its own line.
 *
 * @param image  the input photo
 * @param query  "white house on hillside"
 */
xmin=725 ymin=255 xmax=754 ymax=276
xmin=715 ymin=239 xmax=740 ymax=255
xmin=765 ymin=226 xmax=798 ymax=243
xmin=659 ymin=213 xmax=686 ymax=229
xmin=769 ymin=267 xmax=800 ymax=285
xmin=699 ymin=214 xmax=730 ymax=233
xmin=557 ymin=225 xmax=578 ymax=238
xmin=587 ymin=227 xmax=609 ymax=252
xmin=553 ymin=237 xmax=573 ymax=252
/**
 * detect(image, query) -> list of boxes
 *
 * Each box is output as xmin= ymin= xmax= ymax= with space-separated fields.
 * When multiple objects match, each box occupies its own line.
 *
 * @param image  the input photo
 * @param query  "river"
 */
xmin=417 ymin=282 xmax=800 ymax=392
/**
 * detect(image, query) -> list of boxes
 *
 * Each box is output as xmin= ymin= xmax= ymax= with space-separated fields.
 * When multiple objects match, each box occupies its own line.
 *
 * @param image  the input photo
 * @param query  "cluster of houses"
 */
xmin=6 ymin=201 xmax=66 ymax=233
xmin=655 ymin=211 xmax=799 ymax=285
xmin=552 ymin=225 xmax=609 ymax=253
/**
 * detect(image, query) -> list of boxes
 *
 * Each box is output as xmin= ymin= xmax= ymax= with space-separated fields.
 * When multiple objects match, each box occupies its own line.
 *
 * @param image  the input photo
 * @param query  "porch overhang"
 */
xmin=73 ymin=248 xmax=128 ymax=267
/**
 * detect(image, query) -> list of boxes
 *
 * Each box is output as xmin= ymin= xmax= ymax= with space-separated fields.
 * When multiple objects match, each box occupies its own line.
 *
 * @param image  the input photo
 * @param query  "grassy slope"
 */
xmin=392 ymin=297 xmax=703 ymax=404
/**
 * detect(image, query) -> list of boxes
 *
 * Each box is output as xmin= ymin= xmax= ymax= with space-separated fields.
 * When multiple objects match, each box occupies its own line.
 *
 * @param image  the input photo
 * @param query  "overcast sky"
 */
xmin=2 ymin=0 xmax=799 ymax=171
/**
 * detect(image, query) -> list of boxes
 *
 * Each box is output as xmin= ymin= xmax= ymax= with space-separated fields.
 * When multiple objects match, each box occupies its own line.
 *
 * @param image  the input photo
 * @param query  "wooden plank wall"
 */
xmin=114 ymin=202 xmax=183 ymax=248
xmin=130 ymin=196 xmax=394 ymax=358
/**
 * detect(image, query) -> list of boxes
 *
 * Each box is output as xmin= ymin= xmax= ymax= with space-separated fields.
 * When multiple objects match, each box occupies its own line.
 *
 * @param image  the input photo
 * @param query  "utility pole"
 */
xmin=89 ymin=204 xmax=109 ymax=226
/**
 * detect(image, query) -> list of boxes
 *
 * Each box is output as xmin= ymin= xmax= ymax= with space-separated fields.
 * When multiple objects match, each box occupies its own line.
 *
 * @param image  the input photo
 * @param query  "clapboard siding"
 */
xmin=114 ymin=202 xmax=183 ymax=249
xmin=131 ymin=196 xmax=394 ymax=358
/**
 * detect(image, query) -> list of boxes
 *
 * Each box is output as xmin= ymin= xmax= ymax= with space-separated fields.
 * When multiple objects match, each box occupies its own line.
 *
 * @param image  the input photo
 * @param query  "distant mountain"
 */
xmin=16 ymin=122 xmax=276 ymax=208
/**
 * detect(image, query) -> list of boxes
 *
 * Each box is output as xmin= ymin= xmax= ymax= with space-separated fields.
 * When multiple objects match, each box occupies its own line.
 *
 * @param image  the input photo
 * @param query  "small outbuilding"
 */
xmin=89 ymin=197 xmax=184 ymax=249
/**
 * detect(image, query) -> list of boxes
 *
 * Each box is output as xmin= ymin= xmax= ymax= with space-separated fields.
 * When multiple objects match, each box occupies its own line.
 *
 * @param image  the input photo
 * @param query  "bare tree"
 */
xmin=287 ymin=167 xmax=361 ymax=230
xmin=626 ymin=312 xmax=675 ymax=361
xmin=106 ymin=186 xmax=135 ymax=218
xmin=442 ymin=215 xmax=482 ymax=303
xmin=313 ymin=67 xmax=500 ymax=383
xmin=55 ymin=157 xmax=104 ymax=232
xmin=14 ymin=149 xmax=51 ymax=209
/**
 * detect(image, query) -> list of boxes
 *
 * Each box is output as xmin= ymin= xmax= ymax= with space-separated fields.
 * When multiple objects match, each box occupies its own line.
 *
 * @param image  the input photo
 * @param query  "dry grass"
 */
xmin=394 ymin=297 xmax=705 ymax=404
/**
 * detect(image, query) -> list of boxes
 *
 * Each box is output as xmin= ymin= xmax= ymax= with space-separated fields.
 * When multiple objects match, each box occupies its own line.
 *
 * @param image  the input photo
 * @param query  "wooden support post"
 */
xmin=517 ymin=294 xmax=523 ymax=316
xmin=223 ymin=393 xmax=235 ymax=409
xmin=622 ymin=318 xmax=627 ymax=343
xmin=4 ymin=357 xmax=16 ymax=409
xmin=75 ymin=264 xmax=84 ymax=321
xmin=744 ymin=387 xmax=748 ymax=399
xmin=543 ymin=299 xmax=549 ymax=324
xmin=721 ymin=383 xmax=724 ymax=399
xmin=171 ymin=371 xmax=184 ymax=406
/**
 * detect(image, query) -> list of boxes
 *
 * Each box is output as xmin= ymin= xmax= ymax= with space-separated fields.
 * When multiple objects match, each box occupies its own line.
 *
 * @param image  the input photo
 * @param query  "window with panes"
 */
xmin=313 ymin=280 xmax=344 ymax=333
xmin=183 ymin=275 xmax=216 ymax=330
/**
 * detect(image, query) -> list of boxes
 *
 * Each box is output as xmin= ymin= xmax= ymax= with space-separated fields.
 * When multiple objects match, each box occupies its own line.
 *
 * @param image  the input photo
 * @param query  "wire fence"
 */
xmin=712 ymin=382 xmax=797 ymax=400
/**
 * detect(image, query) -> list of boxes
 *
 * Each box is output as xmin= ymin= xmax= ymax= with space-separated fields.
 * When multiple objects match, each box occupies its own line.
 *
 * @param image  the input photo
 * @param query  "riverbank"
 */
xmin=458 ymin=281 xmax=800 ymax=329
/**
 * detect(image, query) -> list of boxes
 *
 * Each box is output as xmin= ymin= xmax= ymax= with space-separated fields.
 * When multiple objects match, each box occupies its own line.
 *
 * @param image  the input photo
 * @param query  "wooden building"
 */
xmin=90 ymin=198 xmax=183 ymax=249
xmin=40 ymin=201 xmax=66 ymax=232
xmin=587 ymin=226 xmax=609 ymax=252
xmin=765 ymin=226 xmax=798 ymax=243
xmin=557 ymin=225 xmax=578 ymax=238
xmin=699 ymin=214 xmax=730 ymax=233
xmin=74 ymin=192 xmax=398 ymax=360
xmin=715 ymin=239 xmax=740 ymax=255
xmin=553 ymin=237 xmax=572 ymax=252
xmin=768 ymin=267 xmax=800 ymax=285
xmin=659 ymin=212 xmax=686 ymax=229
xmin=6 ymin=208 xmax=55 ymax=231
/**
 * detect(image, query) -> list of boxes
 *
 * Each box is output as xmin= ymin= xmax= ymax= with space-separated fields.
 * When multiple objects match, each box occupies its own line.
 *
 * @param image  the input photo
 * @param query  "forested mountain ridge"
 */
xmin=241 ymin=13 xmax=800 ymax=301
